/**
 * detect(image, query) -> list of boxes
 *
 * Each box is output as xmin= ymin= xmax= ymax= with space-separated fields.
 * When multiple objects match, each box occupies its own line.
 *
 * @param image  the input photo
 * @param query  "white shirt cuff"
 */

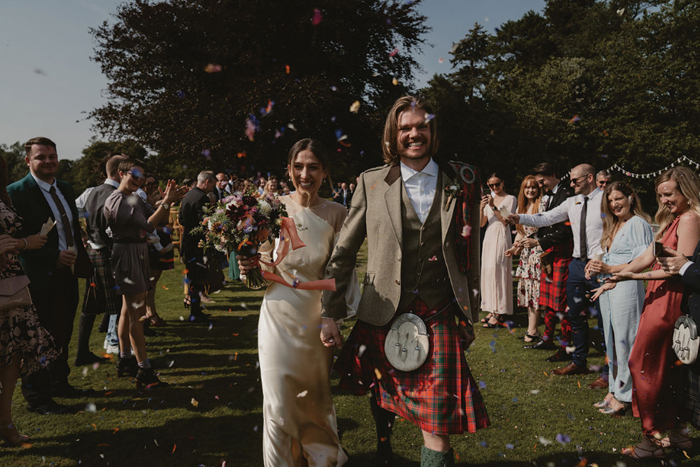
xmin=680 ymin=261 xmax=693 ymax=276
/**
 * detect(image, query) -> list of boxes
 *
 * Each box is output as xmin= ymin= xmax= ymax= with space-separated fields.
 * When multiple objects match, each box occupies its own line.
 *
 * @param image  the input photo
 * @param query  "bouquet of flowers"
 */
xmin=192 ymin=191 xmax=288 ymax=289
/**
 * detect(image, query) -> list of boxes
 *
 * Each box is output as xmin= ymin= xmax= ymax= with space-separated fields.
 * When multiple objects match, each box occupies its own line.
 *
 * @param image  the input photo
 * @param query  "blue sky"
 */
xmin=0 ymin=0 xmax=545 ymax=161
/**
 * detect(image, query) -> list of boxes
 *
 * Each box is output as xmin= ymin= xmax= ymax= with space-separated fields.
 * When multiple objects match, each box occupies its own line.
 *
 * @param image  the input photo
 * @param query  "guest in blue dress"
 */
xmin=588 ymin=182 xmax=653 ymax=415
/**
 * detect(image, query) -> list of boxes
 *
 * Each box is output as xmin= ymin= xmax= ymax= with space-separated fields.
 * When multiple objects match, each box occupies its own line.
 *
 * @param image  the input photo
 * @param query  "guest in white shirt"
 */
xmin=509 ymin=164 xmax=603 ymax=377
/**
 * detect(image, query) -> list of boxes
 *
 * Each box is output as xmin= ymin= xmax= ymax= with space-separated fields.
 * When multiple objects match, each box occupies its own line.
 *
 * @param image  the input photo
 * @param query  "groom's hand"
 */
xmin=321 ymin=318 xmax=343 ymax=349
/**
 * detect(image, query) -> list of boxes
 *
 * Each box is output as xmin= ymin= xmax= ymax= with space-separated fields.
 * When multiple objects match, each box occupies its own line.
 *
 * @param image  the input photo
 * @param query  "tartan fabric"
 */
xmin=334 ymin=297 xmax=490 ymax=435
xmin=82 ymin=247 xmax=121 ymax=316
xmin=538 ymin=241 xmax=573 ymax=312
xmin=679 ymin=363 xmax=700 ymax=428
xmin=542 ymin=308 xmax=572 ymax=345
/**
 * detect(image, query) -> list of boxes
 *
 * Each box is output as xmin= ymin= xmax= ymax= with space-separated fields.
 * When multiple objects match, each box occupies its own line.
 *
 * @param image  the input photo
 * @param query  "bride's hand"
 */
xmin=237 ymin=254 xmax=259 ymax=274
xmin=320 ymin=318 xmax=342 ymax=349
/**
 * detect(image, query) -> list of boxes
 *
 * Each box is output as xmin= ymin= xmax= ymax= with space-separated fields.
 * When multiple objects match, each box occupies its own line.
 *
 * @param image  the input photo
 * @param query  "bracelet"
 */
xmin=22 ymin=238 xmax=29 ymax=250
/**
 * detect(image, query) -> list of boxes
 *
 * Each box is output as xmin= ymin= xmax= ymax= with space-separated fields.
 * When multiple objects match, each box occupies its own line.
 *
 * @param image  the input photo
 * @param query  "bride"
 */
xmin=239 ymin=138 xmax=357 ymax=466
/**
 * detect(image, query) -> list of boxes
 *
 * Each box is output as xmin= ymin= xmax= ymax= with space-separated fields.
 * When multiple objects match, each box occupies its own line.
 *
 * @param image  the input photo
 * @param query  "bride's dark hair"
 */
xmin=286 ymin=138 xmax=334 ymax=191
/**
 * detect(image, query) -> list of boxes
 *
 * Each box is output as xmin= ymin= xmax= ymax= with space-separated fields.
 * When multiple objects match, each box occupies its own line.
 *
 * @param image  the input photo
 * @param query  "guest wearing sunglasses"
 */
xmin=596 ymin=170 xmax=611 ymax=190
xmin=480 ymin=173 xmax=517 ymax=328
xmin=104 ymin=158 xmax=185 ymax=388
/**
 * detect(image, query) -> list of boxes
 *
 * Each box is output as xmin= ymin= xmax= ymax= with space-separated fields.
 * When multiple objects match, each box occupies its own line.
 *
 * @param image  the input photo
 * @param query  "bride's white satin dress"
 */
xmin=258 ymin=197 xmax=351 ymax=466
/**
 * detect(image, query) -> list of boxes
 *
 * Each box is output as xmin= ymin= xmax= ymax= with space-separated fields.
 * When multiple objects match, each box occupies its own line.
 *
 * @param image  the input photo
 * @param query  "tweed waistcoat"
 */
xmin=398 ymin=179 xmax=452 ymax=311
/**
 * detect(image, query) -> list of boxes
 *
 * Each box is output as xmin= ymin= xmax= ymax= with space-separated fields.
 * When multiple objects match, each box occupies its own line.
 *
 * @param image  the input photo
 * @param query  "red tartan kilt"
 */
xmin=538 ymin=241 xmax=573 ymax=312
xmin=334 ymin=298 xmax=490 ymax=435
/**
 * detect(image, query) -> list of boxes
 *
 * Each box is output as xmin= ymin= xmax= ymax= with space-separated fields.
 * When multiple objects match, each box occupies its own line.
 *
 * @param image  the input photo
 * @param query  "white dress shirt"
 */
xmin=519 ymin=188 xmax=604 ymax=259
xmin=31 ymin=173 xmax=74 ymax=251
xmin=400 ymin=158 xmax=438 ymax=223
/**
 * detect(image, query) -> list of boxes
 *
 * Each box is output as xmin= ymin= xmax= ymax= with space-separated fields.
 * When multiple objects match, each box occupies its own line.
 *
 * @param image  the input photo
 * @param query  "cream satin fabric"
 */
xmin=258 ymin=198 xmax=351 ymax=466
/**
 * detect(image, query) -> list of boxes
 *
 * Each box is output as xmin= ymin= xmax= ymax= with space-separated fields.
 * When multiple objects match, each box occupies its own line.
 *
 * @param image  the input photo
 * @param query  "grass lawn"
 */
xmin=1 ymin=243 xmax=698 ymax=466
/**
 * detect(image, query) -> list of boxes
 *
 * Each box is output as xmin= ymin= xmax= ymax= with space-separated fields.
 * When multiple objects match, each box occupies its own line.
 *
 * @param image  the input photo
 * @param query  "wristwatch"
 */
xmin=161 ymin=203 xmax=171 ymax=210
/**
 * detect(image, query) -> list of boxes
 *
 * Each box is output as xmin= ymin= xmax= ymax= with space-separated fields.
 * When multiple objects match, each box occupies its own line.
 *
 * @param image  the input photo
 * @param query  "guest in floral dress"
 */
xmin=506 ymin=175 xmax=543 ymax=342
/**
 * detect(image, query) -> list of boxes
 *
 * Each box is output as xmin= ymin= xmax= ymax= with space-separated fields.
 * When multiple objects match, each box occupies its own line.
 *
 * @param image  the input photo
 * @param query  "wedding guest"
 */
xmin=586 ymin=182 xmax=653 ymax=416
xmin=0 ymin=153 xmax=60 ymax=442
xmin=596 ymin=170 xmax=611 ymax=190
xmin=104 ymin=158 xmax=184 ymax=387
xmin=593 ymin=167 xmax=700 ymax=459
xmin=505 ymin=175 xmax=543 ymax=342
xmin=238 ymin=139 xmax=354 ymax=466
xmin=480 ymin=172 xmax=517 ymax=328
xmin=508 ymin=164 xmax=603 ymax=377
xmin=9 ymin=137 xmax=95 ymax=411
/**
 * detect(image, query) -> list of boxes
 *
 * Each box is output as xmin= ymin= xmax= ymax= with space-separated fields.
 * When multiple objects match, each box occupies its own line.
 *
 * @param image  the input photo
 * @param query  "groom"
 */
xmin=320 ymin=96 xmax=489 ymax=466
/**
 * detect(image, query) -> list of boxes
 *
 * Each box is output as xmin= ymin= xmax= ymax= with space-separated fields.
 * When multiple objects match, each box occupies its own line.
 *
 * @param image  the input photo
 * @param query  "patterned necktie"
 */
xmin=580 ymin=196 xmax=588 ymax=261
xmin=49 ymin=186 xmax=74 ymax=248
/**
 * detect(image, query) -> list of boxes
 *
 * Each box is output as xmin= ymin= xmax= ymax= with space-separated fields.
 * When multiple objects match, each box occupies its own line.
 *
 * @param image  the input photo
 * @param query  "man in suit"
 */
xmin=215 ymin=173 xmax=230 ymax=200
xmin=335 ymin=182 xmax=352 ymax=208
xmin=522 ymin=164 xmax=576 ymax=361
xmin=320 ymin=96 xmax=489 ymax=466
xmin=509 ymin=164 xmax=604 ymax=378
xmin=79 ymin=154 xmax=128 ymax=361
xmin=8 ymin=137 xmax=94 ymax=415
xmin=179 ymin=170 xmax=216 ymax=322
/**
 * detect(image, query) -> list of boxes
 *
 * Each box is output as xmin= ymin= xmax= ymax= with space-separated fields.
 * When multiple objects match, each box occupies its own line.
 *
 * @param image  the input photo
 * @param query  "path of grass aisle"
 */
xmin=2 ymin=246 xmax=698 ymax=466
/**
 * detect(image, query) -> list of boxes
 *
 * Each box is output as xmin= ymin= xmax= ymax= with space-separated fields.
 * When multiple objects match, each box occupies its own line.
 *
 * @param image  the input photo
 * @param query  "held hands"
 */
xmin=25 ymin=234 xmax=47 ymax=250
xmin=506 ymin=214 xmax=520 ymax=225
xmin=519 ymin=238 xmax=538 ymax=249
xmin=608 ymin=271 xmax=634 ymax=283
xmin=590 ymin=282 xmax=615 ymax=301
xmin=0 ymin=235 xmax=19 ymax=256
xmin=479 ymin=195 xmax=489 ymax=211
xmin=656 ymin=247 xmax=689 ymax=275
xmin=57 ymin=249 xmax=77 ymax=267
xmin=504 ymin=245 xmax=520 ymax=257
xmin=584 ymin=260 xmax=608 ymax=280
xmin=237 ymin=254 xmax=260 ymax=275
xmin=160 ymin=180 xmax=187 ymax=206
xmin=320 ymin=318 xmax=343 ymax=349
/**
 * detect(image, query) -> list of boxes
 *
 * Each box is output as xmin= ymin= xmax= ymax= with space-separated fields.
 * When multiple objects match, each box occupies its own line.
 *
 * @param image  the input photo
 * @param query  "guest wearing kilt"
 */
xmin=523 ymin=163 xmax=575 ymax=365
xmin=321 ymin=96 xmax=488 ymax=467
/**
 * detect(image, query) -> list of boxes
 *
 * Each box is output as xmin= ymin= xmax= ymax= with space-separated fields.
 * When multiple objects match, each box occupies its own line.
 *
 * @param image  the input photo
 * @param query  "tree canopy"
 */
xmin=422 ymin=0 xmax=699 ymax=198
xmin=89 ymin=0 xmax=429 ymax=181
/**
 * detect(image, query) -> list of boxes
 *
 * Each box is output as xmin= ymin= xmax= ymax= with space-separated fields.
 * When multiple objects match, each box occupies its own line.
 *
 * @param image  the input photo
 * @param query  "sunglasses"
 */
xmin=128 ymin=170 xmax=145 ymax=180
xmin=570 ymin=175 xmax=587 ymax=185
xmin=487 ymin=181 xmax=502 ymax=189
xmin=598 ymin=180 xmax=609 ymax=186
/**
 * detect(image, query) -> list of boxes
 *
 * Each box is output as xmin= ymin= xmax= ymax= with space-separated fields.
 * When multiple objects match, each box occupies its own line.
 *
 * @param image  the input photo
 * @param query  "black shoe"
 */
xmin=116 ymin=356 xmax=138 ymax=377
xmin=143 ymin=325 xmax=161 ymax=337
xmin=27 ymin=400 xmax=71 ymax=415
xmin=74 ymin=352 xmax=109 ymax=366
xmin=52 ymin=384 xmax=96 ymax=398
xmin=546 ymin=348 xmax=573 ymax=363
xmin=524 ymin=339 xmax=557 ymax=350
xmin=188 ymin=313 xmax=211 ymax=323
xmin=135 ymin=368 xmax=169 ymax=389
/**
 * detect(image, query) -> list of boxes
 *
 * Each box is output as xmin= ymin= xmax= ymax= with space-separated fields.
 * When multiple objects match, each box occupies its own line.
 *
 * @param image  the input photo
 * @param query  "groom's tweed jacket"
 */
xmin=321 ymin=163 xmax=480 ymax=327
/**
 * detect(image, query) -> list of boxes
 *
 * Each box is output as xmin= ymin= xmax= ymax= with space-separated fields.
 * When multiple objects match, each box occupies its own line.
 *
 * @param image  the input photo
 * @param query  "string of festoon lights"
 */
xmin=560 ymin=155 xmax=700 ymax=180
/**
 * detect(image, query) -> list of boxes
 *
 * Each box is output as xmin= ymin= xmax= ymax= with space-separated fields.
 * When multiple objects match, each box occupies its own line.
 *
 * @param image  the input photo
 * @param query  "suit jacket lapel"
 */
xmin=439 ymin=171 xmax=455 ymax=242
xmin=384 ymin=165 xmax=403 ymax=249
xmin=25 ymin=175 xmax=54 ymax=223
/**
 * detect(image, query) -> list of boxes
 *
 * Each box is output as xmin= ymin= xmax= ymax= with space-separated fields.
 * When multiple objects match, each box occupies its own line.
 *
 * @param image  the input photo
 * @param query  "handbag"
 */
xmin=0 ymin=275 xmax=32 ymax=312
xmin=384 ymin=313 xmax=430 ymax=372
xmin=673 ymin=315 xmax=700 ymax=365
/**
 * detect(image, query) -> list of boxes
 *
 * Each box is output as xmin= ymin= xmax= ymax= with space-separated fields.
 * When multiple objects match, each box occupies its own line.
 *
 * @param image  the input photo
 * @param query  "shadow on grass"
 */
xmin=5 ymin=413 xmax=264 ymax=466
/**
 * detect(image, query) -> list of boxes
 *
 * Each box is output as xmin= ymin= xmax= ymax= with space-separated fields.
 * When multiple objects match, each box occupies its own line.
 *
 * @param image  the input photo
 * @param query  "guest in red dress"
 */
xmin=594 ymin=166 xmax=700 ymax=459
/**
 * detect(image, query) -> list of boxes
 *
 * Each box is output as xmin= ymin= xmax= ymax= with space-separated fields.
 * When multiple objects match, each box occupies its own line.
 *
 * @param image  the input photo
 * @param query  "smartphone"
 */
xmin=653 ymin=241 xmax=670 ymax=257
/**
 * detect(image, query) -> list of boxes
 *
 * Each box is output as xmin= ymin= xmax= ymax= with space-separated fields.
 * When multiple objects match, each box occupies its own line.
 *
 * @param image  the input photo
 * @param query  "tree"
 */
xmin=89 ymin=0 xmax=429 ymax=181
xmin=0 ymin=142 xmax=29 ymax=184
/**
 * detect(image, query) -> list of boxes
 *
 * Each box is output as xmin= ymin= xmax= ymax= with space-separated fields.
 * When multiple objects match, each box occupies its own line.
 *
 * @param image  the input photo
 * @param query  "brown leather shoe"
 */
xmin=587 ymin=376 xmax=608 ymax=389
xmin=552 ymin=363 xmax=590 ymax=376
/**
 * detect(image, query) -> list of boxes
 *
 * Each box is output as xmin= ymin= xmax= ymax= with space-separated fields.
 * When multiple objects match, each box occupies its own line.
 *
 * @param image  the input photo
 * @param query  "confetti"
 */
xmin=389 ymin=47 xmax=399 ymax=57
xmin=191 ymin=398 xmax=199 ymax=407
xmin=438 ymin=57 xmax=444 ymax=64
xmin=86 ymin=403 xmax=97 ymax=413
xmin=311 ymin=9 xmax=322 ymax=25
xmin=538 ymin=436 xmax=552 ymax=445
xmin=204 ymin=63 xmax=222 ymax=73
xmin=358 ymin=345 xmax=367 ymax=357
xmin=556 ymin=434 xmax=571 ymax=444
xmin=349 ymin=100 xmax=361 ymax=113
xmin=461 ymin=225 xmax=472 ymax=238
xmin=296 ymin=390 xmax=308 ymax=398
xmin=374 ymin=368 xmax=383 ymax=380
xmin=392 ymin=78 xmax=398 ymax=86
xmin=172 ymin=443 xmax=177 ymax=454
